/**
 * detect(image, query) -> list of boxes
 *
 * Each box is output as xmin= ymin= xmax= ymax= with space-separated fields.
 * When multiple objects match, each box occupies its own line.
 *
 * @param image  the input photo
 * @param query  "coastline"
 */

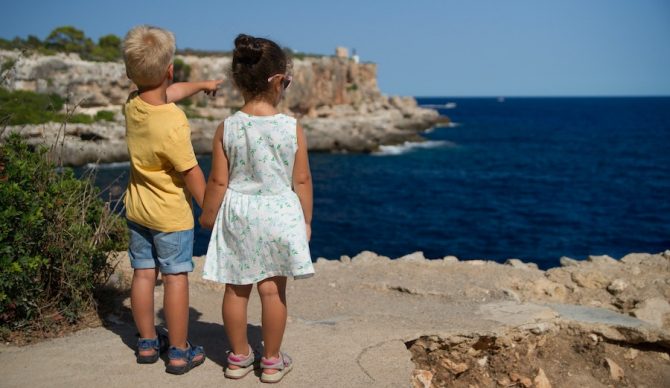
xmin=0 ymin=49 xmax=446 ymax=166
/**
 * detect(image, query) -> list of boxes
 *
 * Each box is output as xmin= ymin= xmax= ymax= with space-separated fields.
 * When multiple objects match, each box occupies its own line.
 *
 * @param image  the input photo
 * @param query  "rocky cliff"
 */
xmin=0 ymin=50 xmax=442 ymax=165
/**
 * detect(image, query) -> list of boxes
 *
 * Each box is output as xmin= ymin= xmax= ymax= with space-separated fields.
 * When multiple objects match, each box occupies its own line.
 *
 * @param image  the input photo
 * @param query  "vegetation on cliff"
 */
xmin=0 ymin=88 xmax=115 ymax=125
xmin=0 ymin=26 xmax=327 ymax=63
xmin=0 ymin=26 xmax=122 ymax=62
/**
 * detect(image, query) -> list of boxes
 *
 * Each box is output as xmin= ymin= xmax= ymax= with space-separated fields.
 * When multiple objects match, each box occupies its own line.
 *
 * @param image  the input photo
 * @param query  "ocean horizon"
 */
xmin=84 ymin=96 xmax=670 ymax=269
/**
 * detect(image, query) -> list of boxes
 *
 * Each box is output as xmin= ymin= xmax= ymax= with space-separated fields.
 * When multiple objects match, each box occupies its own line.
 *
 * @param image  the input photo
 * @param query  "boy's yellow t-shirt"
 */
xmin=123 ymin=92 xmax=198 ymax=232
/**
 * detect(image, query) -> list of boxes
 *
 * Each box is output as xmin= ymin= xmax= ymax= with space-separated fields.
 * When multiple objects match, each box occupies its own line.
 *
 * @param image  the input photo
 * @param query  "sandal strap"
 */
xmin=137 ymin=329 xmax=169 ymax=351
xmin=137 ymin=337 xmax=160 ymax=350
xmin=227 ymin=345 xmax=255 ymax=367
xmin=261 ymin=352 xmax=292 ymax=370
xmin=168 ymin=341 xmax=204 ymax=361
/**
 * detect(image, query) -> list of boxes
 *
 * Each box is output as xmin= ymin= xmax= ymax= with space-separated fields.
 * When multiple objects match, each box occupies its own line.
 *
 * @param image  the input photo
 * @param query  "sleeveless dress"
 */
xmin=203 ymin=111 xmax=315 ymax=285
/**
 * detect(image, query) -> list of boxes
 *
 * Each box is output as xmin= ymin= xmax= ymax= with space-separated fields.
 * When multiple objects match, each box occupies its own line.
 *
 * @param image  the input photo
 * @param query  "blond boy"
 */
xmin=122 ymin=25 xmax=221 ymax=375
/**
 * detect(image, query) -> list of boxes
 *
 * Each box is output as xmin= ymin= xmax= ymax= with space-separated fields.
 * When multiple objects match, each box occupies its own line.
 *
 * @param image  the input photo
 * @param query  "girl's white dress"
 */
xmin=203 ymin=111 xmax=315 ymax=284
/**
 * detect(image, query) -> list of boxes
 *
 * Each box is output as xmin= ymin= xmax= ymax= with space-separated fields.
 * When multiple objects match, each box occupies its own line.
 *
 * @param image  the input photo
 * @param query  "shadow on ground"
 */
xmin=96 ymin=286 xmax=262 ymax=369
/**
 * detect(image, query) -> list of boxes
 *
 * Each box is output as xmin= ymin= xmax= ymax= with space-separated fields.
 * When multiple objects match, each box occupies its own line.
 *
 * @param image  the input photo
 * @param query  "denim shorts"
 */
xmin=127 ymin=220 xmax=194 ymax=274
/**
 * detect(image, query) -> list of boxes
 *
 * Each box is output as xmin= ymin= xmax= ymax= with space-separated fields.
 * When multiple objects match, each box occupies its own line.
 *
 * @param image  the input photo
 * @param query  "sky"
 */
xmin=1 ymin=0 xmax=669 ymax=97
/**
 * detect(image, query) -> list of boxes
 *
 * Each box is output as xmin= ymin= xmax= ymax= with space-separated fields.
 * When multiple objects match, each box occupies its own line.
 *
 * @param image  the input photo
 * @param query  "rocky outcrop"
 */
xmin=1 ymin=50 xmax=443 ymax=164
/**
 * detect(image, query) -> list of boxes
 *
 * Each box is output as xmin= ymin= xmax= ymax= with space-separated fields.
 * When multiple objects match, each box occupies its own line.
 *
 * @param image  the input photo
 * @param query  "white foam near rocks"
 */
xmin=373 ymin=140 xmax=456 ymax=156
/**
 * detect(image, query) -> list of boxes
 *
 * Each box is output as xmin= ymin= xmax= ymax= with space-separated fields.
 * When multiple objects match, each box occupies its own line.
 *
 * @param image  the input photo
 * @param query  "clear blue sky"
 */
xmin=2 ymin=0 xmax=669 ymax=96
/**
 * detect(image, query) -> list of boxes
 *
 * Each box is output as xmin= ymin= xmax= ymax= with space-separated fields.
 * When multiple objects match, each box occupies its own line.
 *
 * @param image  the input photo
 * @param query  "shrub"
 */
xmin=0 ymin=88 xmax=64 ymax=125
xmin=67 ymin=113 xmax=94 ymax=124
xmin=0 ymin=88 xmax=119 ymax=126
xmin=173 ymin=58 xmax=191 ymax=83
xmin=0 ymin=134 xmax=127 ymax=332
xmin=94 ymin=110 xmax=115 ymax=122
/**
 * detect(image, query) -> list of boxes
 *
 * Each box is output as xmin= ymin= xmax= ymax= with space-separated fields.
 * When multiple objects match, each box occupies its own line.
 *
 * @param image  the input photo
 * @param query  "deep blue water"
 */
xmin=85 ymin=97 xmax=670 ymax=269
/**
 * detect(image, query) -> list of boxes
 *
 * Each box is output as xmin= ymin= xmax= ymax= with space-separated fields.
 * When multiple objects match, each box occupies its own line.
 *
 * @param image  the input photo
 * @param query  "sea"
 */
xmin=82 ymin=97 xmax=670 ymax=269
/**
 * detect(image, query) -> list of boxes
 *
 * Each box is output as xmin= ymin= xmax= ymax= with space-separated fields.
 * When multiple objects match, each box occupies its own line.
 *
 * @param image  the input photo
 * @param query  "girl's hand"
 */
xmin=305 ymin=223 xmax=311 ymax=241
xmin=199 ymin=214 xmax=214 ymax=230
xmin=203 ymin=79 xmax=224 ymax=97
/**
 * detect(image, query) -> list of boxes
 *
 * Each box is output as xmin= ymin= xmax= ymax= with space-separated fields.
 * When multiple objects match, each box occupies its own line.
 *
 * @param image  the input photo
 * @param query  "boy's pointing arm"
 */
xmin=167 ymin=79 xmax=224 ymax=104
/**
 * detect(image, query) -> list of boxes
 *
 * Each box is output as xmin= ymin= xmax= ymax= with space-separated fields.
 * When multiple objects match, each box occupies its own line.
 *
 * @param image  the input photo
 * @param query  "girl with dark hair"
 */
xmin=199 ymin=34 xmax=315 ymax=383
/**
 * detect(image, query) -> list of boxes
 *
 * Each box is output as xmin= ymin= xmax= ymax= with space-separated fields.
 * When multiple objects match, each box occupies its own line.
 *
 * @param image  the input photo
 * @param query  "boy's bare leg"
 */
xmin=223 ymin=283 xmax=253 ymax=369
xmin=258 ymin=276 xmax=287 ymax=374
xmin=163 ymin=273 xmax=200 ymax=366
xmin=131 ymin=268 xmax=159 ymax=357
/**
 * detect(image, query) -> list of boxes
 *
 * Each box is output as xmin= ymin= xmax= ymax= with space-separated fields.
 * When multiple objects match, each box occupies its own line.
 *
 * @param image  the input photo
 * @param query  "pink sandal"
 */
xmin=224 ymin=345 xmax=256 ymax=379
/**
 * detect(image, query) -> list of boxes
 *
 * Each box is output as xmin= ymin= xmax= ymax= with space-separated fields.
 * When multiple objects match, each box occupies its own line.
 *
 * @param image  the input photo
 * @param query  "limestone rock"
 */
xmin=397 ymin=252 xmax=426 ymax=262
xmin=559 ymin=256 xmax=580 ymax=267
xmin=587 ymin=255 xmax=618 ymax=265
xmin=604 ymin=357 xmax=624 ymax=381
xmin=620 ymin=253 xmax=652 ymax=265
xmin=443 ymin=255 xmax=459 ymax=263
xmin=505 ymin=258 xmax=534 ymax=270
xmin=509 ymin=372 xmax=532 ymax=387
xmin=440 ymin=358 xmax=469 ymax=375
xmin=571 ymin=271 xmax=608 ymax=289
xmin=534 ymin=368 xmax=552 ymax=388
xmin=411 ymin=369 xmax=433 ymax=388
xmin=606 ymin=279 xmax=628 ymax=295
xmin=632 ymin=297 xmax=670 ymax=328
xmin=532 ymin=278 xmax=567 ymax=301
xmin=624 ymin=348 xmax=639 ymax=360
xmin=352 ymin=250 xmax=386 ymax=263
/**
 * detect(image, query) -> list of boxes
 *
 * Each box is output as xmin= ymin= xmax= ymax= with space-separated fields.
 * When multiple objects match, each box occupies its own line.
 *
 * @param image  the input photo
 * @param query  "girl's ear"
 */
xmin=273 ymin=77 xmax=283 ymax=94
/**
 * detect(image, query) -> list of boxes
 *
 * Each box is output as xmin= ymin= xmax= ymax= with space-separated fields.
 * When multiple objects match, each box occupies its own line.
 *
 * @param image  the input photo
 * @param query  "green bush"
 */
xmin=173 ymin=58 xmax=191 ymax=83
xmin=0 ymin=134 xmax=127 ymax=330
xmin=94 ymin=110 xmax=115 ymax=122
xmin=0 ymin=88 xmax=64 ymax=125
xmin=0 ymin=88 xmax=119 ymax=126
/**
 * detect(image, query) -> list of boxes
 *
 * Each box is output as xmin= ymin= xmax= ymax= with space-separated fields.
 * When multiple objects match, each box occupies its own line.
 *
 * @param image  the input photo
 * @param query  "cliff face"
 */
xmin=2 ymin=50 xmax=387 ymax=111
xmin=1 ymin=50 xmax=442 ymax=165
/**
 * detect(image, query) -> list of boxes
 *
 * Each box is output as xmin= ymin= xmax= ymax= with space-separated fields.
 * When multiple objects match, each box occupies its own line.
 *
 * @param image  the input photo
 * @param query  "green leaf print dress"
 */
xmin=203 ymin=111 xmax=315 ymax=285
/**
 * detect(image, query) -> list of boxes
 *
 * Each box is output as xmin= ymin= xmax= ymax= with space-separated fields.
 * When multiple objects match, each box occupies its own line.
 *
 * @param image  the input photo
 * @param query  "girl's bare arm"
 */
xmin=199 ymin=123 xmax=229 ymax=229
xmin=292 ymin=122 xmax=313 ymax=240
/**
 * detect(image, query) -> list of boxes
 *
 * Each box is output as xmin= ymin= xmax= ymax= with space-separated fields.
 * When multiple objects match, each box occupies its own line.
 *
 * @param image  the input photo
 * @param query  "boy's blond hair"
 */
xmin=122 ymin=25 xmax=176 ymax=87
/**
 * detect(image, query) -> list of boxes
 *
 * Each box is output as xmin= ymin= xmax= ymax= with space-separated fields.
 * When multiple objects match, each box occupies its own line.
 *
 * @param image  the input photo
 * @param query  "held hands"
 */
xmin=203 ymin=80 xmax=224 ymax=97
xmin=199 ymin=214 xmax=215 ymax=230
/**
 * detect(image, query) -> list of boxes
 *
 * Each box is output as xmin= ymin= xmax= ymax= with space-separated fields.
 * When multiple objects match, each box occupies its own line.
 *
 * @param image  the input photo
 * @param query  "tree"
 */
xmin=44 ymin=26 xmax=93 ymax=55
xmin=92 ymin=34 xmax=122 ymax=61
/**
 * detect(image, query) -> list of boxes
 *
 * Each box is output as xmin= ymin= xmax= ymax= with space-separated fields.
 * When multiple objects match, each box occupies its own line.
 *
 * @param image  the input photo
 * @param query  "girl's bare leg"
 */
xmin=223 ymin=283 xmax=253 ymax=369
xmin=258 ymin=276 xmax=288 ymax=374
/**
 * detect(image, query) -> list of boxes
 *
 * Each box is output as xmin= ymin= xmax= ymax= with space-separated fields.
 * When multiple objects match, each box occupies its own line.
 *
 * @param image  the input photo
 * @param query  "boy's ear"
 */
xmin=167 ymin=64 xmax=174 ymax=81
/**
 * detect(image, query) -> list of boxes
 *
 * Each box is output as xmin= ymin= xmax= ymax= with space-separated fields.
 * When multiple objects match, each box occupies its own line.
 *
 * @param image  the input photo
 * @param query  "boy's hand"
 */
xmin=203 ymin=80 xmax=224 ymax=97
xmin=199 ymin=214 xmax=214 ymax=230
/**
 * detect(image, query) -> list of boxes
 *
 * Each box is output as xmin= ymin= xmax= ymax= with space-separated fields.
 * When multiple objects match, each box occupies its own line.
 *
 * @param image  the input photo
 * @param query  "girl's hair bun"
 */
xmin=234 ymin=34 xmax=263 ymax=65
